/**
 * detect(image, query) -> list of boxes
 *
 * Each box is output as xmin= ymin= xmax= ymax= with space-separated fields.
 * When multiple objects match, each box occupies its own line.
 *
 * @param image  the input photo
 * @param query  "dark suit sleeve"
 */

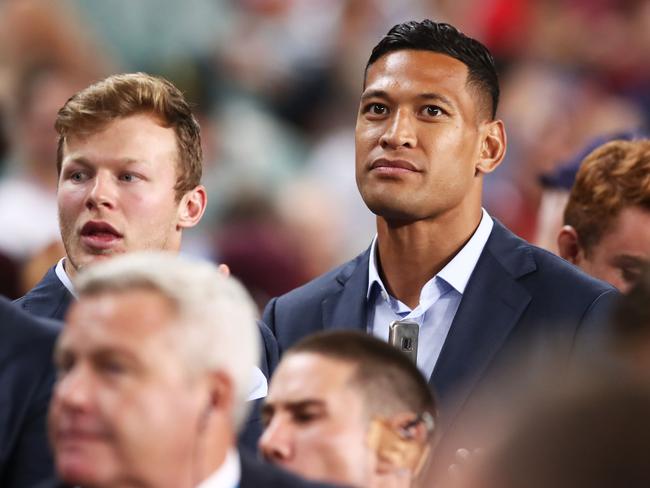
xmin=262 ymin=297 xmax=278 ymax=335
xmin=4 ymin=365 xmax=57 ymax=488
xmin=257 ymin=318 xmax=279 ymax=379
xmin=573 ymin=288 xmax=620 ymax=355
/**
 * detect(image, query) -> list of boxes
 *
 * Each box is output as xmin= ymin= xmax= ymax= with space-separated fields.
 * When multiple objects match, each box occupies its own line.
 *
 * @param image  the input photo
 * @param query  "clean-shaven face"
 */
xmin=355 ymin=50 xmax=486 ymax=223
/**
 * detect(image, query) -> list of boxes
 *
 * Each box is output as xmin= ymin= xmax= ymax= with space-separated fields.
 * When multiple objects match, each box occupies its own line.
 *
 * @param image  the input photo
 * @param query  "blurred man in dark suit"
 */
xmin=48 ymin=253 xmax=337 ymax=488
xmin=13 ymin=72 xmax=277 ymax=448
xmin=0 ymin=296 xmax=58 ymax=487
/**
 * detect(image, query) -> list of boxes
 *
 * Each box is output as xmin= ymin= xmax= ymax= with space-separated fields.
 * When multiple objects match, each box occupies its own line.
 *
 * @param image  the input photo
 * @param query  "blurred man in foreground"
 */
xmin=467 ymin=373 xmax=650 ymax=488
xmin=48 ymin=253 xmax=336 ymax=488
xmin=558 ymin=139 xmax=650 ymax=292
xmin=260 ymin=331 xmax=436 ymax=488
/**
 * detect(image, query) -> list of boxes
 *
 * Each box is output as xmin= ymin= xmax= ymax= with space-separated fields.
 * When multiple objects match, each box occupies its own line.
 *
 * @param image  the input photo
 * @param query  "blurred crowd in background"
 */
xmin=0 ymin=0 xmax=648 ymax=308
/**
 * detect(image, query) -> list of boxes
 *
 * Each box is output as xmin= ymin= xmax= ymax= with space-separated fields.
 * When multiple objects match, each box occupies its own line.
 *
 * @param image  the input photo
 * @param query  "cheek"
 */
xmin=58 ymin=186 xmax=87 ymax=218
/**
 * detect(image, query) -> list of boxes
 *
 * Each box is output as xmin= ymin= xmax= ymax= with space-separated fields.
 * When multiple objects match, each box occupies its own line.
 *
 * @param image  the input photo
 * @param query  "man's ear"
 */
xmin=475 ymin=119 xmax=506 ymax=176
xmin=206 ymin=370 xmax=234 ymax=415
xmin=368 ymin=413 xmax=433 ymax=477
xmin=177 ymin=185 xmax=207 ymax=230
xmin=557 ymin=225 xmax=582 ymax=264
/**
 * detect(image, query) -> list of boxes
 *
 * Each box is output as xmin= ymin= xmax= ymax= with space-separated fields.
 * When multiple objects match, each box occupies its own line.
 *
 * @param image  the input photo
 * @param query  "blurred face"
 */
xmin=19 ymin=73 xmax=79 ymax=174
xmin=58 ymin=113 xmax=198 ymax=277
xmin=355 ymin=50 xmax=488 ymax=222
xmin=259 ymin=353 xmax=373 ymax=487
xmin=50 ymin=289 xmax=209 ymax=488
xmin=578 ymin=206 xmax=650 ymax=293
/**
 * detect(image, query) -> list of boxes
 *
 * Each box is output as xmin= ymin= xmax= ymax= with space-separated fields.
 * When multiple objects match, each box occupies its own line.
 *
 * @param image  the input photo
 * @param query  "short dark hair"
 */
xmin=366 ymin=20 xmax=499 ymax=119
xmin=288 ymin=330 xmax=436 ymax=420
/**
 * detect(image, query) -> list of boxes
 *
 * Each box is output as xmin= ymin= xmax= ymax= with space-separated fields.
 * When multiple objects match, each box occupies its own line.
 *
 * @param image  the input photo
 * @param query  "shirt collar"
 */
xmin=195 ymin=449 xmax=241 ymax=488
xmin=367 ymin=209 xmax=493 ymax=298
xmin=55 ymin=257 xmax=78 ymax=299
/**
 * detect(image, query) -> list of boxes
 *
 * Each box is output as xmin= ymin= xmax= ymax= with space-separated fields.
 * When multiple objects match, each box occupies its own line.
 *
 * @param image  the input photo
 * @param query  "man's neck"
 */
xmin=375 ymin=207 xmax=482 ymax=309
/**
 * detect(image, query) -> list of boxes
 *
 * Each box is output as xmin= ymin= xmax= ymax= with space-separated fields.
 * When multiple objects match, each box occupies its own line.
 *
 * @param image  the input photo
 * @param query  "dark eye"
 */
xmin=293 ymin=410 xmax=322 ymax=424
xmin=364 ymin=103 xmax=388 ymax=117
xmin=422 ymin=105 xmax=443 ymax=117
xmin=55 ymin=355 xmax=76 ymax=379
xmin=120 ymin=173 xmax=137 ymax=182
xmin=99 ymin=358 xmax=127 ymax=376
xmin=621 ymin=267 xmax=641 ymax=285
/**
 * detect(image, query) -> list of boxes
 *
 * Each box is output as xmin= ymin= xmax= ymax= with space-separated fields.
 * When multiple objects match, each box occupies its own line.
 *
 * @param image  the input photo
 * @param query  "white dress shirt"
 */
xmin=196 ymin=449 xmax=241 ymax=488
xmin=54 ymin=258 xmax=267 ymax=400
xmin=367 ymin=209 xmax=494 ymax=379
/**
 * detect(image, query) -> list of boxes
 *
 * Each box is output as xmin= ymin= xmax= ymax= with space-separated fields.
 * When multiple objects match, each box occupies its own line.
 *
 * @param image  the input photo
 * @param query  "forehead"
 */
xmin=61 ymin=288 xmax=177 ymax=354
xmin=597 ymin=206 xmax=650 ymax=254
xmin=364 ymin=50 xmax=474 ymax=105
xmin=61 ymin=113 xmax=178 ymax=168
xmin=268 ymin=352 xmax=359 ymax=404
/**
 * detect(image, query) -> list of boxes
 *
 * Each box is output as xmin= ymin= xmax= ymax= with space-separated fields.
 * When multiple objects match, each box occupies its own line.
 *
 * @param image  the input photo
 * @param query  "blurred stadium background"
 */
xmin=0 ymin=0 xmax=647 ymax=308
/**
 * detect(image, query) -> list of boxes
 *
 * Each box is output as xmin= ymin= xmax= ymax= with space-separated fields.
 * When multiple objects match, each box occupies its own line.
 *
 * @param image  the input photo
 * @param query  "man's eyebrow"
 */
xmin=416 ymin=92 xmax=454 ymax=107
xmin=360 ymin=89 xmax=391 ymax=102
xmin=285 ymin=399 xmax=326 ymax=411
xmin=360 ymin=90 xmax=455 ymax=108
xmin=613 ymin=255 xmax=647 ymax=267
xmin=63 ymin=157 xmax=146 ymax=167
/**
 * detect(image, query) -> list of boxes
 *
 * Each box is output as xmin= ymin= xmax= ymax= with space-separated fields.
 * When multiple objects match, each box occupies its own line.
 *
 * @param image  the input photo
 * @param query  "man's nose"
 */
xmin=379 ymin=108 xmax=417 ymax=149
xmin=86 ymin=172 xmax=116 ymax=211
xmin=54 ymin=365 xmax=95 ymax=412
xmin=259 ymin=414 xmax=294 ymax=463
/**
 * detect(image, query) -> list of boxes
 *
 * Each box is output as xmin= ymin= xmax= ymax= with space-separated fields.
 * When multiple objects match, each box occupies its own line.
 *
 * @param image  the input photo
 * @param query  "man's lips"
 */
xmin=80 ymin=221 xmax=123 ymax=250
xmin=370 ymin=158 xmax=421 ymax=174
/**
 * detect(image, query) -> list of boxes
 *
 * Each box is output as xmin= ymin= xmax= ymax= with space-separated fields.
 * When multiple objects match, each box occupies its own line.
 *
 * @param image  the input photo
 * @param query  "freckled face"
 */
xmin=355 ymin=50 xmax=486 ymax=223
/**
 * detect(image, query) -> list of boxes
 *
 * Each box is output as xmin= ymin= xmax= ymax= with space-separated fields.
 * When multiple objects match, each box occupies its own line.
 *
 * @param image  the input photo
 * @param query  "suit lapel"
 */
xmin=321 ymin=249 xmax=370 ymax=332
xmin=431 ymin=221 xmax=535 ymax=421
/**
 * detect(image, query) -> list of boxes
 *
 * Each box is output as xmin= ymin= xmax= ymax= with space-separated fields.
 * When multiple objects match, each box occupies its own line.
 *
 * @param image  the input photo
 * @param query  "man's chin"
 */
xmin=57 ymin=454 xmax=114 ymax=487
xmin=71 ymin=250 xmax=125 ymax=272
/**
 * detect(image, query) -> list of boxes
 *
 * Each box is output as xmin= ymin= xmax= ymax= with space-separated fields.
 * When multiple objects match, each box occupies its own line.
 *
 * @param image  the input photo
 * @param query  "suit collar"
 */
xmin=322 ymin=248 xmax=371 ymax=331
xmin=431 ymin=220 xmax=536 ymax=421
xmin=18 ymin=266 xmax=73 ymax=322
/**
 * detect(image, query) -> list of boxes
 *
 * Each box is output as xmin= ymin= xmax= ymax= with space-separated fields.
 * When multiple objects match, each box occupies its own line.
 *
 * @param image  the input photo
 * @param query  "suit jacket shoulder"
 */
xmin=262 ymin=250 xmax=370 ymax=353
xmin=0 ymin=297 xmax=60 ymax=488
xmin=240 ymin=451 xmax=346 ymax=488
xmin=14 ymin=266 xmax=72 ymax=321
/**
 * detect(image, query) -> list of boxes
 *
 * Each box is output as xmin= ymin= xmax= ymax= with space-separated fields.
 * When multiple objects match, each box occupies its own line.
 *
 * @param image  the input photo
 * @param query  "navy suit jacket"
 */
xmin=0 ymin=296 xmax=60 ymax=488
xmin=15 ymin=265 xmax=280 ymax=452
xmin=263 ymin=220 xmax=617 ymax=424
xmin=240 ymin=452 xmax=346 ymax=488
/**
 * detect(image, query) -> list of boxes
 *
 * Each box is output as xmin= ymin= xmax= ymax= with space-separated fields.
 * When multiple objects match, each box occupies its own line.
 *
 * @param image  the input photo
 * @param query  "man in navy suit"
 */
xmin=48 ymin=253 xmax=338 ymax=488
xmin=13 ymin=72 xmax=277 ymax=449
xmin=262 ymin=20 xmax=616 ymax=435
xmin=0 ymin=296 xmax=59 ymax=488
xmin=14 ymin=72 xmax=277 ymax=375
